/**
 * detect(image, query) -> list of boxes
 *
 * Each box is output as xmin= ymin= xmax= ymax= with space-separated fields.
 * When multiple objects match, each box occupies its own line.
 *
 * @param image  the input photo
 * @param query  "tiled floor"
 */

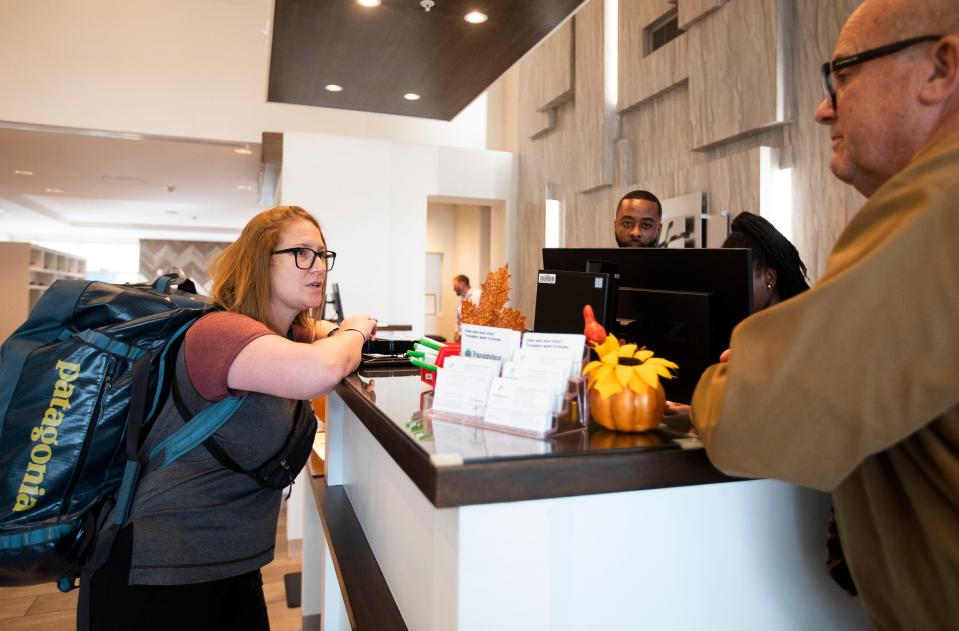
xmin=0 ymin=508 xmax=304 ymax=631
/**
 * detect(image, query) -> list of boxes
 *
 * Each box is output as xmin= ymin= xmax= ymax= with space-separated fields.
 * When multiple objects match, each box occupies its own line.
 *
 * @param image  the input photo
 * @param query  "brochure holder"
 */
xmin=421 ymin=374 xmax=589 ymax=439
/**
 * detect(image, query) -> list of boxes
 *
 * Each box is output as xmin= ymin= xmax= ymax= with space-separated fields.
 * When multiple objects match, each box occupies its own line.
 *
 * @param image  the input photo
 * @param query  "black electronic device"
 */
xmin=363 ymin=339 xmax=415 ymax=355
xmin=360 ymin=338 xmax=417 ymax=367
xmin=533 ymin=270 xmax=616 ymax=335
xmin=541 ymin=247 xmax=752 ymax=403
xmin=325 ymin=282 xmax=345 ymax=323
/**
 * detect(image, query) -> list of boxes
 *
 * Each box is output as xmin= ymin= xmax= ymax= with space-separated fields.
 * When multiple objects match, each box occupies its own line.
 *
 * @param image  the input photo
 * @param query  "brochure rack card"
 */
xmin=423 ymin=375 xmax=589 ymax=439
xmin=425 ymin=325 xmax=590 ymax=439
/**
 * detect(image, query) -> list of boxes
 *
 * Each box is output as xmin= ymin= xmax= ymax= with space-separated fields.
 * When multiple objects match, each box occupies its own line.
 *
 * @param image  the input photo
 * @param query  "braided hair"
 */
xmin=722 ymin=211 xmax=810 ymax=300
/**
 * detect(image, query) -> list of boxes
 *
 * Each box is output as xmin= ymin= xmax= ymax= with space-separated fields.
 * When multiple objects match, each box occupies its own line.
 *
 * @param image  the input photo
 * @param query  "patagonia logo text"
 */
xmin=12 ymin=360 xmax=80 ymax=513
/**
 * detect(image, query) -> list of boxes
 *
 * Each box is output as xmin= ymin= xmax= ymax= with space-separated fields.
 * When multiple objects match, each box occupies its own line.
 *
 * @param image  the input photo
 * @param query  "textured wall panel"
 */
xmin=519 ymin=19 xmax=573 ymax=140
xmin=784 ymin=0 xmax=864 ymax=280
xmin=572 ymin=0 xmax=614 ymax=193
xmin=688 ymin=0 xmax=794 ymax=150
xmin=679 ymin=0 xmax=727 ymax=29
xmin=621 ymin=85 xmax=704 ymax=185
xmin=527 ymin=20 xmax=574 ymax=110
xmin=513 ymin=0 xmax=860 ymax=318
xmin=139 ymin=239 xmax=227 ymax=294
xmin=618 ymin=0 xmax=688 ymax=112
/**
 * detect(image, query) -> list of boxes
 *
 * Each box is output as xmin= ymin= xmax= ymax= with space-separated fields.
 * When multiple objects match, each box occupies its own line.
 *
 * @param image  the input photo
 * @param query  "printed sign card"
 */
xmin=431 ymin=370 xmax=494 ymax=417
xmin=483 ymin=377 xmax=555 ymax=434
xmin=519 ymin=332 xmax=586 ymax=379
xmin=460 ymin=324 xmax=522 ymax=366
xmin=442 ymin=355 xmax=501 ymax=381
xmin=501 ymin=360 xmax=568 ymax=413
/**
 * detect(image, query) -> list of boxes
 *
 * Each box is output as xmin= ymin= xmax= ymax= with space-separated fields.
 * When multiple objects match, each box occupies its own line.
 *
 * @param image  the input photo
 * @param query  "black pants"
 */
xmin=88 ymin=526 xmax=270 ymax=631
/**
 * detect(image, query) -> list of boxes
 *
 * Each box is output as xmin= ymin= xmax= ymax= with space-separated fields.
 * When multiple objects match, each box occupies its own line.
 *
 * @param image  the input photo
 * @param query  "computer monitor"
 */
xmin=540 ymin=247 xmax=753 ymax=403
xmin=325 ymin=282 xmax=344 ymax=323
xmin=533 ymin=270 xmax=615 ymax=335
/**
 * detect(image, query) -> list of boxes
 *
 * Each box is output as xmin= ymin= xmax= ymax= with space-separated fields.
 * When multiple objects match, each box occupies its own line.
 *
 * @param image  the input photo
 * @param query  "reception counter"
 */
xmin=301 ymin=368 xmax=870 ymax=631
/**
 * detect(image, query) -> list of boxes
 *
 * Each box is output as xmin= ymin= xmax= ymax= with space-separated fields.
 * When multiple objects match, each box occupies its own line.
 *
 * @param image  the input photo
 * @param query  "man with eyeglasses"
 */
xmin=690 ymin=1 xmax=959 ymax=628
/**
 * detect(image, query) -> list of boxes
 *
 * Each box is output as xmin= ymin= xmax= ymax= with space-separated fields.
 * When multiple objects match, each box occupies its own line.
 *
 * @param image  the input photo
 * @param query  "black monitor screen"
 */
xmin=541 ymin=247 xmax=752 ymax=403
xmin=533 ymin=270 xmax=615 ymax=335
xmin=327 ymin=282 xmax=345 ymax=324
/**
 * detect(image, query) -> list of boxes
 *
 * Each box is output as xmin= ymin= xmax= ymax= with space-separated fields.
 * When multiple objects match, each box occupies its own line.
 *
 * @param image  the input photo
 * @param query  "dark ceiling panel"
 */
xmin=268 ymin=0 xmax=585 ymax=120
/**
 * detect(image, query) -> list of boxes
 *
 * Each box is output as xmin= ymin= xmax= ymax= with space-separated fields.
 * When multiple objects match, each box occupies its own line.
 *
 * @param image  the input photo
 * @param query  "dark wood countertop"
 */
xmin=334 ymin=370 xmax=739 ymax=508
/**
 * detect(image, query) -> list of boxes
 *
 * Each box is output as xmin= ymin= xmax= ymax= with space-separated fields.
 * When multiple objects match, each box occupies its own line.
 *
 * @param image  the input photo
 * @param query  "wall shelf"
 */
xmin=0 ymin=242 xmax=86 ymax=342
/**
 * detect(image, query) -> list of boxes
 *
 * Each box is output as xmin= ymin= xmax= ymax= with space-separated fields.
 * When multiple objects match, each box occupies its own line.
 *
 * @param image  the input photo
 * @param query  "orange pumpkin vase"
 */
xmin=589 ymin=372 xmax=666 ymax=432
xmin=581 ymin=335 xmax=678 ymax=433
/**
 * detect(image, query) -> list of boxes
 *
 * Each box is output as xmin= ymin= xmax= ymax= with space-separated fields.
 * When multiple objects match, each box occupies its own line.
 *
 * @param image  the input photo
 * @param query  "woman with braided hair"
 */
xmin=719 ymin=211 xmax=855 ymax=594
xmin=667 ymin=212 xmax=809 ymax=402
xmin=722 ymin=211 xmax=810 ymax=312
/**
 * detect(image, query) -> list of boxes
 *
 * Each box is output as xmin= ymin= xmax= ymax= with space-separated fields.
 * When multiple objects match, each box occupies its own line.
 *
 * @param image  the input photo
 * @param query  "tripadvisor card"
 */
xmin=460 ymin=324 xmax=521 ymax=365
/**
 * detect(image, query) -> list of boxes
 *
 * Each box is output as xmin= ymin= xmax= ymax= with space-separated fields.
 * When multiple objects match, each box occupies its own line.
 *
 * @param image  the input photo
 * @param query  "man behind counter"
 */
xmin=452 ymin=274 xmax=481 ymax=343
xmin=613 ymin=190 xmax=662 ymax=248
xmin=691 ymin=0 xmax=959 ymax=628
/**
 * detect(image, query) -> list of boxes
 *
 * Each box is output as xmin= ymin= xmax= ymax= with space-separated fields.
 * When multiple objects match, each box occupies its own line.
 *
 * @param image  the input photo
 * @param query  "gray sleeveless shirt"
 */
xmin=127 ymin=348 xmax=308 ymax=585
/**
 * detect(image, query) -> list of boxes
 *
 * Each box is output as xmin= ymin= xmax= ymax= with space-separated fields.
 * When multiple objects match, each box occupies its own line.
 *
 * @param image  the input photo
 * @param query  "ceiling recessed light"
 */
xmin=325 ymin=84 xmax=344 ymax=92
xmin=234 ymin=146 xmax=253 ymax=155
xmin=464 ymin=11 xmax=487 ymax=24
xmin=357 ymin=0 xmax=381 ymax=7
xmin=238 ymin=184 xmax=254 ymax=191
xmin=13 ymin=169 xmax=34 ymax=176
xmin=45 ymin=187 xmax=64 ymax=194
xmin=404 ymin=92 xmax=421 ymax=101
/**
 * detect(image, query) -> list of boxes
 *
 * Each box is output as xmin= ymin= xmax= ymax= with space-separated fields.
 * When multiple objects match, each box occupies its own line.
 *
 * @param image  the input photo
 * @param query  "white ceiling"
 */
xmin=0 ymin=124 xmax=271 ymax=242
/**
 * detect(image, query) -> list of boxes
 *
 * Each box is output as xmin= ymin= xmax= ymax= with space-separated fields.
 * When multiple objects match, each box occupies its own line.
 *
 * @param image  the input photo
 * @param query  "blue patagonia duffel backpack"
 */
xmin=0 ymin=272 xmax=246 ymax=591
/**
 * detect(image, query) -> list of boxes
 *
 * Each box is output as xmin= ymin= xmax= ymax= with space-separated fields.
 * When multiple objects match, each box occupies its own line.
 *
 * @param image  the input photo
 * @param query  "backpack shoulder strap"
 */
xmin=148 ymin=391 xmax=245 ymax=470
xmin=170 ymin=377 xmax=246 ymax=474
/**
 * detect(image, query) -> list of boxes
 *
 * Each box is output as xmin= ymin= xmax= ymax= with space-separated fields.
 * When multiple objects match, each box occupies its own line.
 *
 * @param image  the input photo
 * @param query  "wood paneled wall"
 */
xmin=618 ymin=1 xmax=687 ymax=111
xmin=513 ymin=0 xmax=863 ymax=316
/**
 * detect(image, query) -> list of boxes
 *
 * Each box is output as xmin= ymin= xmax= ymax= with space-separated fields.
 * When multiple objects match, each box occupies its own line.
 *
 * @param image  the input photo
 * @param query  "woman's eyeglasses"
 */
xmin=271 ymin=247 xmax=337 ymax=271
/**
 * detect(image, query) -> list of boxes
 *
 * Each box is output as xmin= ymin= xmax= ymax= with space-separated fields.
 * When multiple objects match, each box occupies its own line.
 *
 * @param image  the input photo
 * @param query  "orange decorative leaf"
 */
xmin=461 ymin=264 xmax=528 ymax=332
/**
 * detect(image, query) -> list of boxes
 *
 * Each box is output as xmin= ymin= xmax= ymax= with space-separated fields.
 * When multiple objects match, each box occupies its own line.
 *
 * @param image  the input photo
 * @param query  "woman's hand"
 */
xmin=339 ymin=315 xmax=377 ymax=342
xmin=665 ymin=401 xmax=691 ymax=416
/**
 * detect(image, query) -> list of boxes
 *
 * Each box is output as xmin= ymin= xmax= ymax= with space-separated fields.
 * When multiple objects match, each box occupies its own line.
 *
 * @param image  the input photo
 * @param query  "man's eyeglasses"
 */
xmin=271 ymin=247 xmax=337 ymax=271
xmin=821 ymin=35 xmax=942 ymax=111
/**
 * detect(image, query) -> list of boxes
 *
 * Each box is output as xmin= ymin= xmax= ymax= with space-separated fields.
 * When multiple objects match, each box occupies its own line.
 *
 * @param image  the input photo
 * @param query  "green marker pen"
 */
xmin=418 ymin=337 xmax=443 ymax=351
xmin=410 ymin=358 xmax=437 ymax=372
xmin=414 ymin=344 xmax=439 ymax=359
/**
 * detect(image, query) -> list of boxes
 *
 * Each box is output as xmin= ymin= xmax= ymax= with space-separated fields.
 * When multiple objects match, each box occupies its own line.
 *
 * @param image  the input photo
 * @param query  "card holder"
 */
xmin=421 ymin=376 xmax=589 ymax=439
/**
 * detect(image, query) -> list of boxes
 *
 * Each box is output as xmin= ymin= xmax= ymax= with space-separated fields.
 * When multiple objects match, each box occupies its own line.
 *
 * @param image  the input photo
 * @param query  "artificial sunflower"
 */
xmin=582 ymin=334 xmax=679 ymax=432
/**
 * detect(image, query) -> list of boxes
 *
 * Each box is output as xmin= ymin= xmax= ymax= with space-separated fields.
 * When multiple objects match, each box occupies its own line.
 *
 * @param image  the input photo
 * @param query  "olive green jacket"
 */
xmin=692 ymin=130 xmax=959 ymax=630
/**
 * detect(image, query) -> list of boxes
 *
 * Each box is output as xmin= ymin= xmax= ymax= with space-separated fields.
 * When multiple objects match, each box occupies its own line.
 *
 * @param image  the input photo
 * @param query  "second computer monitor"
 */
xmin=540 ymin=247 xmax=752 ymax=403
